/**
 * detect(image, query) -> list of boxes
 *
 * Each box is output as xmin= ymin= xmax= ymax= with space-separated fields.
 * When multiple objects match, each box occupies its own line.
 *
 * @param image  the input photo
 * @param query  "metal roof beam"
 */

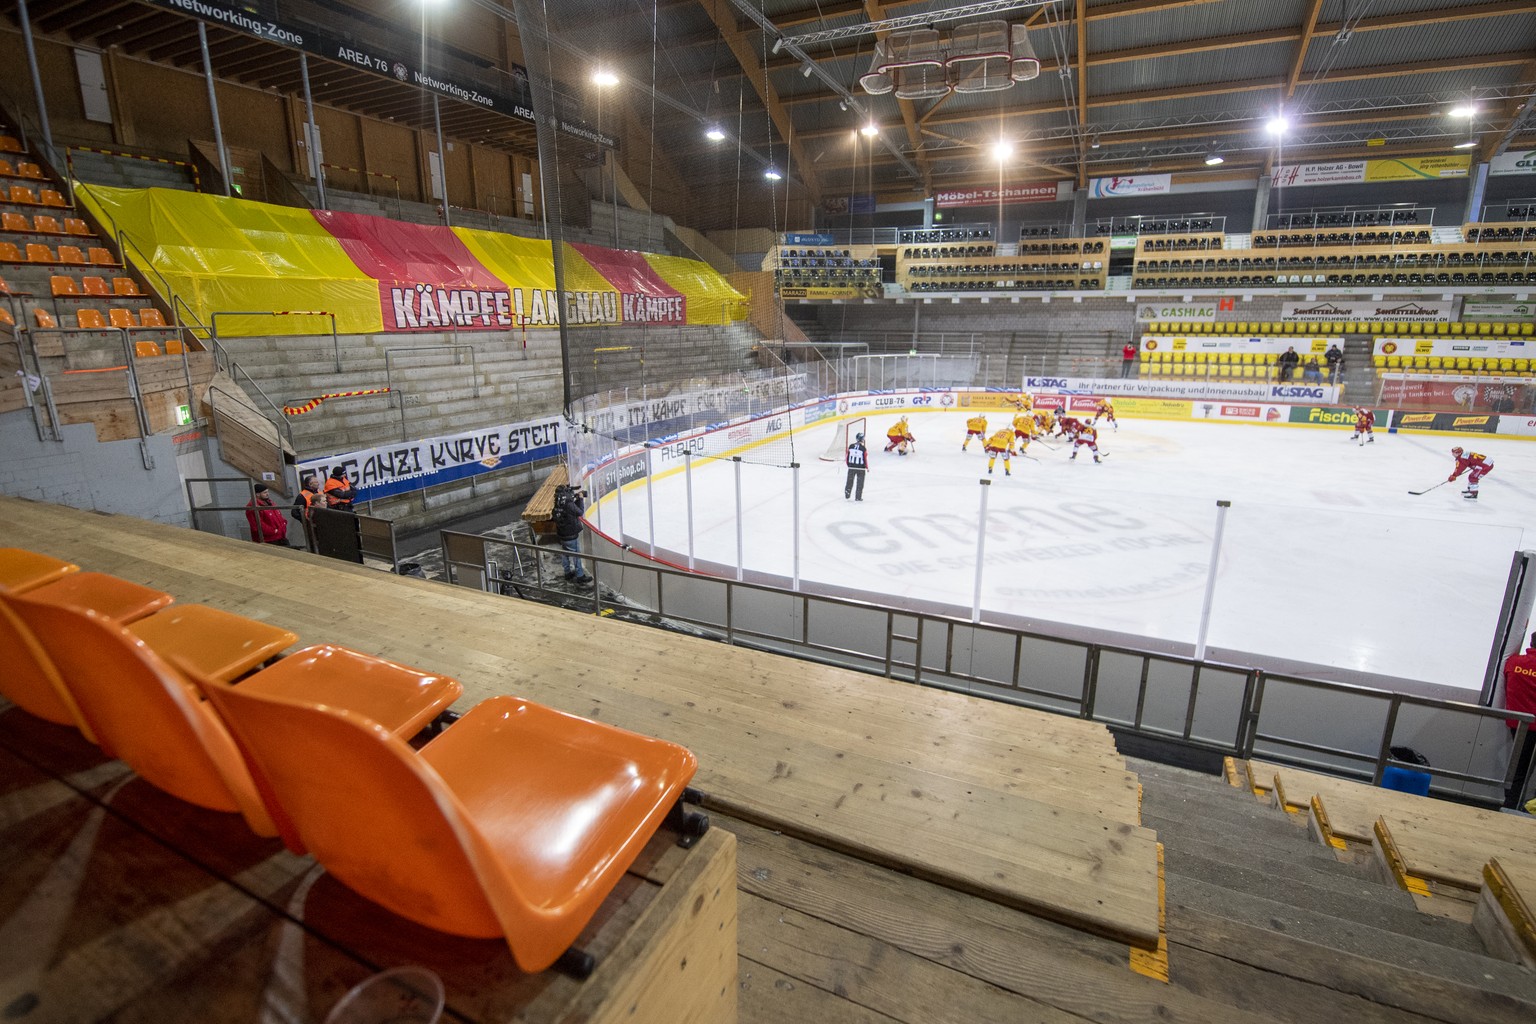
xmin=782 ymin=0 xmax=1060 ymax=48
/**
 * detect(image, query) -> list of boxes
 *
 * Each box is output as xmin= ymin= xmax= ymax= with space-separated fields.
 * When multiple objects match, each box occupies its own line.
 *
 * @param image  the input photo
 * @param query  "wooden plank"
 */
xmin=0 ymin=498 xmax=1161 ymax=949
xmin=1375 ymin=814 xmax=1534 ymax=891
xmin=738 ymin=959 xmax=902 ymax=1024
xmin=1475 ymin=856 xmax=1536 ymax=968
xmin=736 ymin=889 xmax=1091 ymax=1024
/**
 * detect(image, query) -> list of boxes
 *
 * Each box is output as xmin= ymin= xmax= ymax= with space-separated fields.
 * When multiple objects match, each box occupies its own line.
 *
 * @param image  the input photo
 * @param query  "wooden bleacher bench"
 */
xmin=1477 ymin=855 xmax=1536 ymax=968
xmin=521 ymin=464 xmax=568 ymax=539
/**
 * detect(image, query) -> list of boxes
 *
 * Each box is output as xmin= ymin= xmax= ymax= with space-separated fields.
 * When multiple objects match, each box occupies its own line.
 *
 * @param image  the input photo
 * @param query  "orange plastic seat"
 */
xmin=40 ymin=189 xmax=66 ymax=208
xmin=24 ymin=242 xmax=51 ymax=263
xmin=87 ymin=246 xmax=115 ymax=265
xmin=0 ymin=242 xmax=20 ymax=261
xmin=109 ymin=307 xmax=138 ymax=329
xmin=9 ymin=185 xmax=37 ymax=204
xmin=81 ymin=275 xmax=109 ymax=296
xmin=1 ymin=212 xmax=28 ymax=231
xmin=57 ymin=244 xmax=85 ymax=265
xmin=205 ymin=680 xmax=698 ymax=973
xmin=133 ymin=339 xmax=160 ymax=357
xmin=165 ymin=338 xmax=185 ymax=355
xmin=0 ymin=547 xmax=78 ymax=592
xmin=63 ymin=217 xmax=90 ymax=236
xmin=112 ymin=276 xmax=141 ymax=296
xmin=0 ymin=308 xmax=13 ymax=327
xmin=0 ymin=599 xmax=91 ymax=736
xmin=125 ymin=603 xmax=297 ymax=684
xmin=0 ymin=275 xmax=10 ymax=293
xmin=16 ymin=161 xmax=41 ymax=179
xmin=77 ymin=309 xmax=108 ymax=330
xmin=0 ymin=159 xmax=11 ymax=175
xmin=0 ymin=137 xmax=21 ymax=154
xmin=32 ymin=214 xmax=60 ymax=233
xmin=49 ymin=274 xmax=78 ymax=297
xmin=139 ymin=308 xmax=167 ymax=328
xmin=15 ymin=570 xmax=173 ymax=624
xmin=33 ymin=308 xmax=55 ymax=329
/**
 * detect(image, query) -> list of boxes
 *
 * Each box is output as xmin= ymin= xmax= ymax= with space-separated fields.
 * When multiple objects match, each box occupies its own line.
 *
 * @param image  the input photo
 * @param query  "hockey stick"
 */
xmin=1408 ymin=480 xmax=1449 ymax=496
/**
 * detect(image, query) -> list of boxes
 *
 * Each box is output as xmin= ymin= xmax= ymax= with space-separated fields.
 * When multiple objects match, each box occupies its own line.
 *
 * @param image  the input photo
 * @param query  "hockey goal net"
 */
xmin=818 ymin=417 xmax=866 ymax=462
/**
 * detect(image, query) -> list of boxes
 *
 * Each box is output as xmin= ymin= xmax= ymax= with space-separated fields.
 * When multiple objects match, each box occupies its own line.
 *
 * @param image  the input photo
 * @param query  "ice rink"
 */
xmin=592 ymin=410 xmax=1536 ymax=692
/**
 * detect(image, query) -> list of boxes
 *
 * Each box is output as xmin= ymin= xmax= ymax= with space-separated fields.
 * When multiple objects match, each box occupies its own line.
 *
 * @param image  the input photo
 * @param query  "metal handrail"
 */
xmin=439 ymin=528 xmax=1536 ymax=809
xmin=210 ymin=310 xmax=339 ymax=372
xmin=223 ymin=363 xmax=296 ymax=454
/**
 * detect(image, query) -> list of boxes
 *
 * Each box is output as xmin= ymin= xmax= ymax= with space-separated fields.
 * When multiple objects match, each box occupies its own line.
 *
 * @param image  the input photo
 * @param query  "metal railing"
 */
xmin=186 ymin=477 xmax=402 ymax=567
xmin=385 ymin=344 xmax=478 ymax=398
xmin=438 ymin=529 xmax=1536 ymax=809
xmin=210 ymin=310 xmax=339 ymax=372
xmin=30 ymin=325 xmax=154 ymax=468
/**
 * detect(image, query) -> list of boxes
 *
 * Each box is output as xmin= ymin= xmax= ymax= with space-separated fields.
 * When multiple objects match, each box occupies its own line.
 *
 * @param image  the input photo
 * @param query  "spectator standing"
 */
xmin=1325 ymin=343 xmax=1344 ymax=378
xmin=292 ymin=473 xmax=322 ymax=525
xmin=553 ymin=485 xmax=593 ymax=585
xmin=323 ymin=466 xmax=357 ymax=511
xmin=1501 ymin=633 xmax=1536 ymax=808
xmin=244 ymin=484 xmax=290 ymax=545
xmin=844 ymin=432 xmax=869 ymax=501
xmin=1278 ymin=346 xmax=1300 ymax=382
xmin=1120 ymin=342 xmax=1137 ymax=378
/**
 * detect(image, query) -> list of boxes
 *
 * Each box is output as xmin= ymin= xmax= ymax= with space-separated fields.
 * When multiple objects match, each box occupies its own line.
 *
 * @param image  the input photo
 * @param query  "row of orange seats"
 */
xmin=4 ymin=184 xmax=66 ymax=208
xmin=49 ymin=273 xmax=141 ymax=298
xmin=0 ymin=158 xmax=45 ymax=180
xmin=0 ymin=547 xmax=701 ymax=976
xmin=0 ymin=241 xmax=115 ymax=266
xmin=2 ymin=211 xmax=92 ymax=236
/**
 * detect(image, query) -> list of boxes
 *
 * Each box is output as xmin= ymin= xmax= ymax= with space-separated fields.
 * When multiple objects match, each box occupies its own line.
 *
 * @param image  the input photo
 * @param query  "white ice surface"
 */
xmin=591 ymin=412 xmax=1536 ymax=691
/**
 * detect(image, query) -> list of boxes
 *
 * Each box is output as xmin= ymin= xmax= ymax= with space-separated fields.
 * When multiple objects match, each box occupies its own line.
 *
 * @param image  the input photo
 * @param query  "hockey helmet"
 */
xmin=855 ymin=432 xmax=865 ymax=441
xmin=1451 ymin=446 xmax=1463 ymax=457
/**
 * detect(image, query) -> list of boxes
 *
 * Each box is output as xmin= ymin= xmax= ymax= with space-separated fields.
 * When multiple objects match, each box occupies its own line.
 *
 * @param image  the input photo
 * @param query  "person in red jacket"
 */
xmin=1120 ymin=342 xmax=1137 ymax=378
xmin=244 ymin=484 xmax=290 ymax=546
xmin=1501 ymin=633 xmax=1536 ymax=808
xmin=1448 ymin=447 xmax=1493 ymax=500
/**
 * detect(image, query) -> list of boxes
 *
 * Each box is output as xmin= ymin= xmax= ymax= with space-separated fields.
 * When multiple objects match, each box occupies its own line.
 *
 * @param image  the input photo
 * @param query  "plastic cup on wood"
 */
xmin=324 ymin=966 xmax=445 ymax=1024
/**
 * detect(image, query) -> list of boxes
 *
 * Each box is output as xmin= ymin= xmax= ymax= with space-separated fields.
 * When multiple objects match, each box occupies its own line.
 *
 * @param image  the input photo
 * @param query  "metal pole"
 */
xmin=1194 ymin=499 xmax=1231 ymax=661
xmin=15 ymin=0 xmax=52 ymax=153
xmin=791 ymin=462 xmax=801 ymax=590
xmin=733 ymin=456 xmax=744 ymax=582
xmin=971 ymin=478 xmax=991 ymax=623
xmin=433 ymin=95 xmax=450 ymax=226
xmin=614 ymin=458 xmax=626 ymax=547
xmin=645 ymin=445 xmax=656 ymax=557
xmin=684 ymin=451 xmax=696 ymax=571
xmin=198 ymin=23 xmax=232 ymax=197
xmin=299 ymin=52 xmax=327 ymax=210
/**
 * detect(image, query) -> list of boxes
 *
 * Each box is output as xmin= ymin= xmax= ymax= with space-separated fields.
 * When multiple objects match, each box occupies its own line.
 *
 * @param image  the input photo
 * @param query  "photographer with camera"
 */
xmin=552 ymin=483 xmax=593 ymax=585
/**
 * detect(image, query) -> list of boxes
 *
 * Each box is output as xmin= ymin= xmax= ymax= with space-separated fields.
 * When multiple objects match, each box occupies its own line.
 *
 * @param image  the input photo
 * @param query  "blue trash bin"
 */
xmin=1380 ymin=766 xmax=1431 ymax=796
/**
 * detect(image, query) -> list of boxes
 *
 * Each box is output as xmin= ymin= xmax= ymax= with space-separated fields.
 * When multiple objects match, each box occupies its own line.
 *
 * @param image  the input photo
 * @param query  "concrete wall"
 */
xmin=0 ymin=408 xmax=191 ymax=525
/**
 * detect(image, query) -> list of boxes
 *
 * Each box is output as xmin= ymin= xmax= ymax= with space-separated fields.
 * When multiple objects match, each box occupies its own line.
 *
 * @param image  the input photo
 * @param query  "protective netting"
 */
xmin=509 ymin=0 xmax=802 ymax=477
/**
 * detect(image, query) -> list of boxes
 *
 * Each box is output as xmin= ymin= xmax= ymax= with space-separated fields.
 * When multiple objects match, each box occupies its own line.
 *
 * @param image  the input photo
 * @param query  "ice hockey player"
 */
xmin=1448 ymin=446 xmax=1493 ymax=499
xmin=1092 ymin=398 xmax=1118 ymax=430
xmin=1011 ymin=392 xmax=1034 ymax=412
xmin=1070 ymin=421 xmax=1103 ymax=463
xmin=1033 ymin=408 xmax=1056 ymax=436
xmin=1350 ymin=406 xmax=1375 ymax=444
xmin=983 ymin=428 xmax=1016 ymax=475
xmin=963 ymin=413 xmax=988 ymax=451
xmin=884 ymin=416 xmax=916 ymax=455
xmin=1057 ymin=415 xmax=1082 ymax=441
xmin=1012 ymin=409 xmax=1037 ymax=447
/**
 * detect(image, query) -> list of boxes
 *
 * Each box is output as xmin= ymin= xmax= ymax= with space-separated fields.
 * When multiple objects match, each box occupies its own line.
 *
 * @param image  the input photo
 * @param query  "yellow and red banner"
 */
xmin=74 ymin=184 xmax=746 ymax=336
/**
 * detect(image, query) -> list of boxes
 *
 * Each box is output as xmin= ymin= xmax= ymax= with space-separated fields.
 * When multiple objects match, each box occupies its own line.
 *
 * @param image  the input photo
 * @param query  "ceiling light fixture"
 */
xmin=1454 ymin=135 xmax=1478 ymax=150
xmin=861 ymin=122 xmax=879 ymax=137
xmin=592 ymin=68 xmax=618 ymax=87
xmin=705 ymin=125 xmax=726 ymax=141
xmin=993 ymin=139 xmax=1013 ymax=163
xmin=1204 ymin=149 xmax=1225 ymax=166
xmin=764 ymin=167 xmax=783 ymax=181
xmin=1266 ymin=115 xmax=1288 ymax=136
xmin=1447 ymin=104 xmax=1478 ymax=118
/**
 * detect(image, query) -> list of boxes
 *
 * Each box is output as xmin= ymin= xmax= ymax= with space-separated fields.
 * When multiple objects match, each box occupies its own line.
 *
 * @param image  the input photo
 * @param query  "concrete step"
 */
xmin=1167 ymin=876 xmax=1536 ymax=997
xmin=1162 ymin=848 xmax=1487 ymax=955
